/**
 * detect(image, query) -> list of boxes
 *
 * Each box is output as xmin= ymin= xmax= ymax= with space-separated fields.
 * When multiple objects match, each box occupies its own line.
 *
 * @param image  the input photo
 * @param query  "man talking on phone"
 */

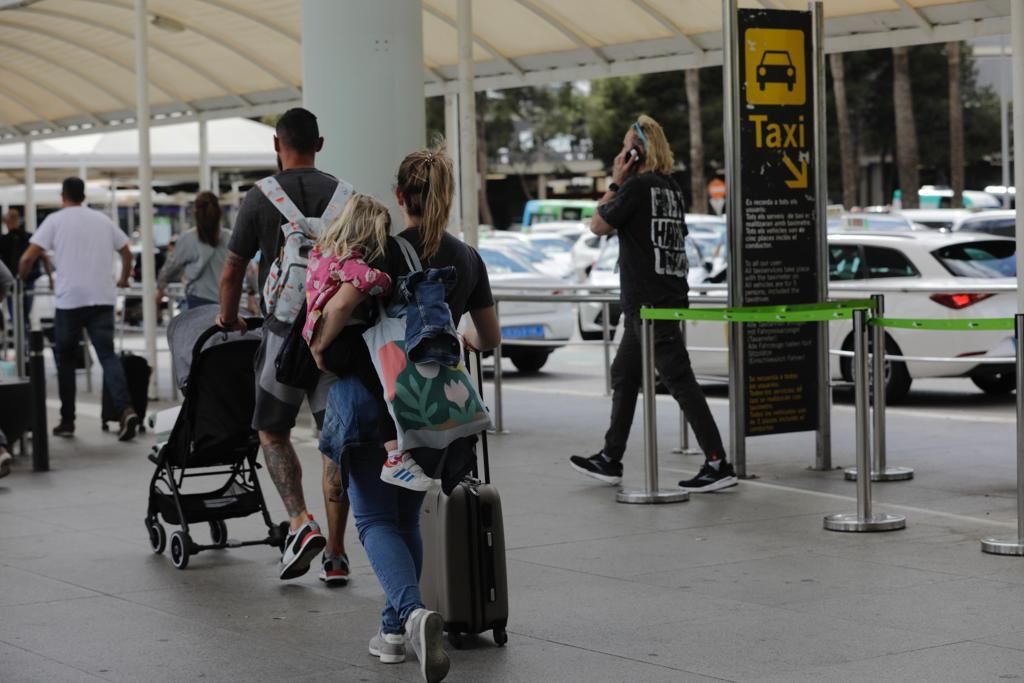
xmin=569 ymin=115 xmax=738 ymax=493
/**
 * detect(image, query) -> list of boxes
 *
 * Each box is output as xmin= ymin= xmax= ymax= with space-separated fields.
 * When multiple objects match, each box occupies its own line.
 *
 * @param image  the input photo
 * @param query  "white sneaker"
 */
xmin=405 ymin=608 xmax=450 ymax=683
xmin=369 ymin=631 xmax=406 ymax=664
xmin=381 ymin=452 xmax=435 ymax=492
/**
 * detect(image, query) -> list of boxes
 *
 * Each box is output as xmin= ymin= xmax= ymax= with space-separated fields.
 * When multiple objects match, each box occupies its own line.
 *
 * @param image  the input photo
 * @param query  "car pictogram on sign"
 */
xmin=757 ymin=50 xmax=796 ymax=91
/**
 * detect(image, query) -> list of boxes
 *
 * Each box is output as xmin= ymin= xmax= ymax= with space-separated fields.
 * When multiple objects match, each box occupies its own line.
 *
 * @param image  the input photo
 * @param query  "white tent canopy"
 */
xmin=0 ymin=0 xmax=1012 ymax=140
xmin=0 ymin=117 xmax=275 ymax=182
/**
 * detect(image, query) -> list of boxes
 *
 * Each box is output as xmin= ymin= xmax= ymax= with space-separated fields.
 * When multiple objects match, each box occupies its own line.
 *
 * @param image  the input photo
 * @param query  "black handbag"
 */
xmin=274 ymin=306 xmax=320 ymax=390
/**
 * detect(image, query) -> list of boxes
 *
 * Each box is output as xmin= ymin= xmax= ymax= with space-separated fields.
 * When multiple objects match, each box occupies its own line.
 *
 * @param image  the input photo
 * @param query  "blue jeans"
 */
xmin=185 ymin=294 xmax=216 ymax=310
xmin=347 ymin=448 xmax=426 ymax=634
xmin=399 ymin=268 xmax=461 ymax=367
xmin=54 ymin=306 xmax=131 ymax=424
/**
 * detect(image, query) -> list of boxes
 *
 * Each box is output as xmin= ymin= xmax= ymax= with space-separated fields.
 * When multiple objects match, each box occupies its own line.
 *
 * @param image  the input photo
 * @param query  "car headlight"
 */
xmin=787 ymin=67 xmax=794 ymax=77
xmin=758 ymin=66 xmax=766 ymax=76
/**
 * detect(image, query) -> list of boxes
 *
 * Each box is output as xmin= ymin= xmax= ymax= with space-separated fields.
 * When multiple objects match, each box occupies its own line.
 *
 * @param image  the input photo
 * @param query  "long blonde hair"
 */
xmin=396 ymin=142 xmax=454 ymax=261
xmin=633 ymin=114 xmax=675 ymax=175
xmin=317 ymin=193 xmax=391 ymax=263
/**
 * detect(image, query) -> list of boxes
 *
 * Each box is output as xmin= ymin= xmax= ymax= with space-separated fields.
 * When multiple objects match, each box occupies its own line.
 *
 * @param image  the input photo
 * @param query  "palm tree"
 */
xmin=947 ymin=41 xmax=965 ymax=208
xmin=892 ymin=46 xmax=920 ymax=208
xmin=685 ymin=69 xmax=707 ymax=213
xmin=829 ymin=53 xmax=858 ymax=209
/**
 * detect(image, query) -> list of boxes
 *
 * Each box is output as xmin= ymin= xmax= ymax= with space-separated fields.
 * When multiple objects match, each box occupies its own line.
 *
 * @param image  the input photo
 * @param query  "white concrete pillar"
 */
xmin=198 ymin=118 xmax=211 ymax=192
xmin=1015 ymin=1 xmax=1024 ymax=313
xmin=109 ymin=177 xmax=118 ymax=226
xmin=457 ymin=0 xmax=479 ymax=247
xmin=24 ymin=139 xmax=36 ymax=232
xmin=444 ymin=92 xmax=461 ymax=233
xmin=135 ymin=0 xmax=159 ymax=397
xmin=79 ymin=161 xmax=87 ymax=183
xmin=301 ymin=0 xmax=424 ymax=226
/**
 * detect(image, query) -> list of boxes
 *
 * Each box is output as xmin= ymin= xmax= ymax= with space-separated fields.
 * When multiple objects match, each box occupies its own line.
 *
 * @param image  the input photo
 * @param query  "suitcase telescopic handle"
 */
xmin=469 ymin=348 xmax=491 ymax=485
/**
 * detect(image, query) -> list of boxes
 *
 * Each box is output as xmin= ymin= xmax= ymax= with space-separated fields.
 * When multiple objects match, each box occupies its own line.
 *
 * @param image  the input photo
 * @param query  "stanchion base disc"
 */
xmin=980 ymin=538 xmax=1024 ymax=556
xmin=616 ymin=489 xmax=689 ymax=505
xmin=671 ymin=448 xmax=703 ymax=456
xmin=844 ymin=467 xmax=915 ymax=482
xmin=823 ymin=512 xmax=906 ymax=532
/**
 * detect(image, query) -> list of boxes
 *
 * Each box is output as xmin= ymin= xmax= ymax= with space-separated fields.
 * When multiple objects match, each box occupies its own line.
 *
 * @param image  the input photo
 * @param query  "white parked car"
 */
xmin=576 ymin=234 xmax=708 ymax=340
xmin=477 ymin=245 xmax=575 ymax=373
xmin=896 ymin=208 xmax=972 ymax=231
xmin=685 ymin=231 xmax=1017 ymax=400
xmin=523 ymin=220 xmax=587 ymax=242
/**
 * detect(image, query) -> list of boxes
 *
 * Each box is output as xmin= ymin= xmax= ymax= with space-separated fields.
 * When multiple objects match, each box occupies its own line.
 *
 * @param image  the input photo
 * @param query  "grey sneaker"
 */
xmin=369 ymin=631 xmax=406 ymax=664
xmin=404 ymin=608 xmax=450 ymax=683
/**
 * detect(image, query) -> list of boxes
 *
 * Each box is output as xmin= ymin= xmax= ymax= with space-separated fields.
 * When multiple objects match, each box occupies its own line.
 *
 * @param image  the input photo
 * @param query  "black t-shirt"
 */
xmin=598 ymin=172 xmax=690 ymax=314
xmin=383 ymin=229 xmax=494 ymax=325
xmin=0 ymin=229 xmax=40 ymax=279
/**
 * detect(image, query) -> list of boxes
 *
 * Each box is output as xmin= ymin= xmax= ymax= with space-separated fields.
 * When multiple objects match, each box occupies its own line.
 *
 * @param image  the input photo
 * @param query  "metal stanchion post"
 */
xmin=492 ymin=300 xmax=505 ymax=433
xmin=602 ymin=301 xmax=612 ymax=396
xmin=674 ymin=321 xmax=701 ymax=456
xmin=845 ymin=294 xmax=912 ymax=482
xmin=618 ymin=315 xmax=689 ymax=505
xmin=824 ymin=309 xmax=904 ymax=532
xmin=29 ymin=329 xmax=49 ymax=472
xmin=13 ymin=278 xmax=25 ymax=377
xmin=981 ymin=313 xmax=1024 ymax=555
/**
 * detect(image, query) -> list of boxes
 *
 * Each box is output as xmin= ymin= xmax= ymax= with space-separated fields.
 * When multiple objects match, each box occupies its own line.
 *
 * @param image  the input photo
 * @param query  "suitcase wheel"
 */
xmin=101 ymin=422 xmax=109 ymax=432
xmin=493 ymin=628 xmax=508 ymax=647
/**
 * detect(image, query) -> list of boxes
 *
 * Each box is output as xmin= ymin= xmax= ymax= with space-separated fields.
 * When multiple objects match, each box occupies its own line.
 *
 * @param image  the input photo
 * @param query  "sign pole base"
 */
xmin=981 ymin=538 xmax=1024 ymax=556
xmin=823 ymin=512 xmax=905 ymax=532
xmin=616 ymin=489 xmax=689 ymax=505
xmin=843 ymin=466 xmax=914 ymax=482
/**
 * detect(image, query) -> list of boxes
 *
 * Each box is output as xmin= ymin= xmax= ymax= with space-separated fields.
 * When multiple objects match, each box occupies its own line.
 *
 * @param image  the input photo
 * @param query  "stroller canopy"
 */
xmin=167 ymin=305 xmax=262 ymax=391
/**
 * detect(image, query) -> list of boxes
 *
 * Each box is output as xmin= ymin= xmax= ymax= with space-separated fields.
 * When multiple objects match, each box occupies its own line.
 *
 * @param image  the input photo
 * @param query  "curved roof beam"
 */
xmin=197 ymin=0 xmax=299 ymax=43
xmin=0 ymin=60 xmax=104 ymax=126
xmin=422 ymin=4 xmax=525 ymax=76
xmin=630 ymin=0 xmax=703 ymax=54
xmin=0 ymin=40 xmax=132 ymax=109
xmin=512 ymin=0 xmax=610 ymax=65
xmin=22 ymin=6 xmax=250 ymax=107
xmin=0 ymin=87 xmax=59 ymax=132
xmin=0 ymin=18 xmax=182 ymax=103
xmin=76 ymin=0 xmax=298 ymax=92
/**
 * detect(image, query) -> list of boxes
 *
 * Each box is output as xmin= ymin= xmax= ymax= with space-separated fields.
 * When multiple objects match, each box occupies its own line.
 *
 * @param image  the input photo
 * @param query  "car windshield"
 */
xmin=932 ymin=241 xmax=1016 ymax=278
xmin=689 ymin=230 xmax=723 ymax=257
xmin=479 ymin=248 xmax=532 ymax=274
xmin=528 ymin=238 xmax=573 ymax=255
xmin=762 ymin=51 xmax=791 ymax=66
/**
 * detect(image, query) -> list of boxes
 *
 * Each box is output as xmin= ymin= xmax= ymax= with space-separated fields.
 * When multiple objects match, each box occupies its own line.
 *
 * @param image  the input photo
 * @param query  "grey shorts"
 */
xmin=252 ymin=328 xmax=337 ymax=434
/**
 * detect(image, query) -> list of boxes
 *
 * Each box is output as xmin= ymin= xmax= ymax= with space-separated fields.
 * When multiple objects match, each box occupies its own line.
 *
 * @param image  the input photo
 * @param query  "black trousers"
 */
xmin=603 ymin=313 xmax=725 ymax=462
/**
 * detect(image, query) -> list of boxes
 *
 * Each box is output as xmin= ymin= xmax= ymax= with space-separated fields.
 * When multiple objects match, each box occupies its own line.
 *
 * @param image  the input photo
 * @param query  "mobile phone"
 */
xmin=627 ymin=145 xmax=645 ymax=165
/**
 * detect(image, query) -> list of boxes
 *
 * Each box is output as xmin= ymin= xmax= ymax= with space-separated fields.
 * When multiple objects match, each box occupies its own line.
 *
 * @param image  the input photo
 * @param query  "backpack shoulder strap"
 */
xmin=393 ymin=235 xmax=422 ymax=273
xmin=320 ymin=178 xmax=355 ymax=226
xmin=256 ymin=176 xmax=306 ymax=224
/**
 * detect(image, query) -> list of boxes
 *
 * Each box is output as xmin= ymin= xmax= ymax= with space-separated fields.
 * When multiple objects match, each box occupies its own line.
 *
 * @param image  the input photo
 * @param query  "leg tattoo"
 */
xmin=262 ymin=438 xmax=306 ymax=519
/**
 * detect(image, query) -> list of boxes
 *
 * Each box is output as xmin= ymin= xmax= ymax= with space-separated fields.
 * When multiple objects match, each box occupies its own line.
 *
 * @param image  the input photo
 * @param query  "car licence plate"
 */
xmin=502 ymin=325 xmax=545 ymax=339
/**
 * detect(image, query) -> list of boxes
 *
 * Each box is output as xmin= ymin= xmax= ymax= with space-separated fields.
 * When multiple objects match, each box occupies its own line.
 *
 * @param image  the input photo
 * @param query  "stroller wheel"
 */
xmin=209 ymin=520 xmax=228 ymax=547
xmin=271 ymin=521 xmax=290 ymax=553
xmin=170 ymin=531 xmax=192 ymax=570
xmin=146 ymin=518 xmax=166 ymax=554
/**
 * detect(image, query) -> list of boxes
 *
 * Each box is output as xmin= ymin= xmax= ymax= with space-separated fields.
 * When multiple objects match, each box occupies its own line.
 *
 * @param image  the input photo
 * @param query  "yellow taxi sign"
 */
xmin=745 ymin=28 xmax=806 ymax=106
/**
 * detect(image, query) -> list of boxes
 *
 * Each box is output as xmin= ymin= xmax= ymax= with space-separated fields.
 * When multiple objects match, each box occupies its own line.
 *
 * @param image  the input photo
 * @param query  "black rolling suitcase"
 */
xmin=419 ymin=352 xmax=509 ymax=648
xmin=101 ymin=352 xmax=150 ymax=432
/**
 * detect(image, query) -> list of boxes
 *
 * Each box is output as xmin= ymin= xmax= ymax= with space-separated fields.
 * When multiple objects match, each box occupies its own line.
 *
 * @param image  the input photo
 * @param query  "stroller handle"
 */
xmin=190 ymin=317 xmax=264 ymax=372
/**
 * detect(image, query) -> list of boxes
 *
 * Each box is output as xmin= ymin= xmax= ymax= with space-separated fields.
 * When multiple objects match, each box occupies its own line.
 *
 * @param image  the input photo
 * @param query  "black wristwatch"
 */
xmin=608 ymin=182 xmax=620 ymax=193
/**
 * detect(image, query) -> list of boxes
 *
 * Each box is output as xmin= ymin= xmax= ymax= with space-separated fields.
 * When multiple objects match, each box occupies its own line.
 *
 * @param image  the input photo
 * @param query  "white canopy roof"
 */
xmin=0 ymin=117 xmax=275 ymax=182
xmin=0 ymin=0 xmax=1012 ymax=140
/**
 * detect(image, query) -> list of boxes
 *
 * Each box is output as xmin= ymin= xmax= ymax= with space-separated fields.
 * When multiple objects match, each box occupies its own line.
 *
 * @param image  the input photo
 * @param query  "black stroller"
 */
xmin=144 ymin=307 xmax=287 ymax=569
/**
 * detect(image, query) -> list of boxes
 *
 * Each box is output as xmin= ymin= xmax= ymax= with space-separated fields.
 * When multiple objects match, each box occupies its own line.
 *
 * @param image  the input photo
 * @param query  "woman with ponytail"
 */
xmin=333 ymin=144 xmax=501 ymax=683
xmin=157 ymin=191 xmax=231 ymax=309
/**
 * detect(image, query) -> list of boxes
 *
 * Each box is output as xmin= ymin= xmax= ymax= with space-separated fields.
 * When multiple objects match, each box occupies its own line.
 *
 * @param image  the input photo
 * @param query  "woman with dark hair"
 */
xmin=157 ymin=191 xmax=232 ymax=309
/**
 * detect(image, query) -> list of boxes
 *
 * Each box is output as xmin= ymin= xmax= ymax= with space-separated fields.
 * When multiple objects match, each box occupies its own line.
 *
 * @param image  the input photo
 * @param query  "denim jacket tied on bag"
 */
xmin=398 ymin=266 xmax=461 ymax=368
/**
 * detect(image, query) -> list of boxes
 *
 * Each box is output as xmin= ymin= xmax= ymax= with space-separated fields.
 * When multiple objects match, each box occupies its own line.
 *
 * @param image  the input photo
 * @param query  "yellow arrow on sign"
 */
xmin=783 ymin=153 xmax=808 ymax=189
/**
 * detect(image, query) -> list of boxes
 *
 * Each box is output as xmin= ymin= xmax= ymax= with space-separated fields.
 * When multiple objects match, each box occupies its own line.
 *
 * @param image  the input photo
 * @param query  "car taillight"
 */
xmin=929 ymin=293 xmax=994 ymax=309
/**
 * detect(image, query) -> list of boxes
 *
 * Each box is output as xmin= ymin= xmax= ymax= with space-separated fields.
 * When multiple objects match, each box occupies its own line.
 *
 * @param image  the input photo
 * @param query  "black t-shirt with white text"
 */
xmin=597 ymin=172 xmax=689 ymax=314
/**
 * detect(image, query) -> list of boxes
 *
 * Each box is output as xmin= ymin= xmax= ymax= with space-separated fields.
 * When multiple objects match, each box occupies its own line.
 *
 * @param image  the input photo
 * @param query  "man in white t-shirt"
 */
xmin=19 ymin=177 xmax=139 ymax=441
